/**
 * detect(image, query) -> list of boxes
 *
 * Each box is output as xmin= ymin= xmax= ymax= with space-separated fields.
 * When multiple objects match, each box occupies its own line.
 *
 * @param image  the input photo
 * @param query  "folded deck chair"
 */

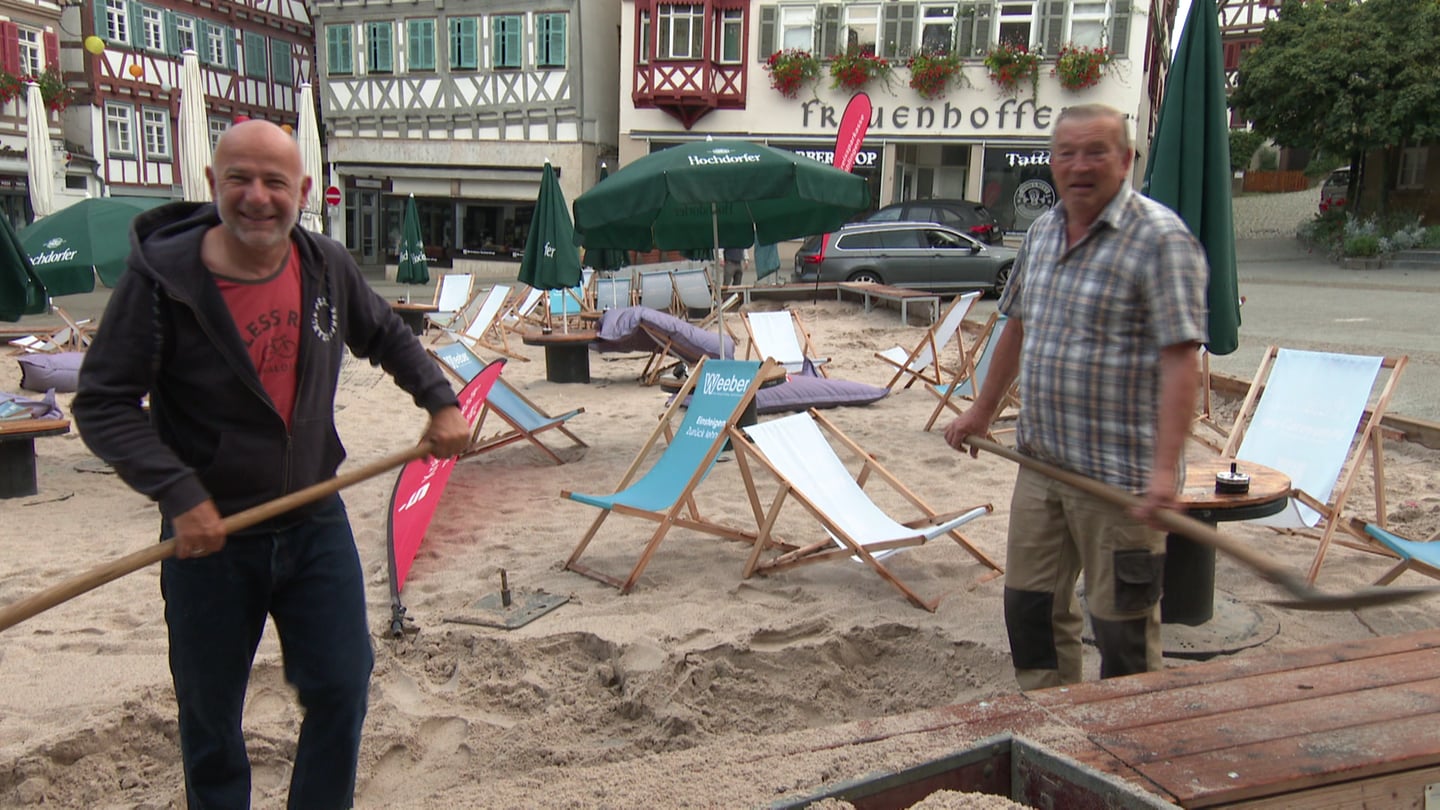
xmin=742 ymin=309 xmax=830 ymax=377
xmin=562 ymin=358 xmax=778 ymax=593
xmin=1221 ymin=346 xmax=1408 ymax=584
xmin=637 ymin=268 xmax=677 ymax=312
xmin=875 ymin=292 xmax=981 ymax=390
xmin=448 ymin=284 xmax=527 ymax=360
xmin=732 ymin=409 xmax=1001 ymax=611
xmin=429 ymin=342 xmax=586 ymax=464
xmin=923 ymin=312 xmax=1019 ymax=431
xmin=594 ymin=275 xmax=634 ymax=311
xmin=52 ymin=307 xmax=95 ymax=351
xmin=671 ymin=267 xmax=717 ymax=319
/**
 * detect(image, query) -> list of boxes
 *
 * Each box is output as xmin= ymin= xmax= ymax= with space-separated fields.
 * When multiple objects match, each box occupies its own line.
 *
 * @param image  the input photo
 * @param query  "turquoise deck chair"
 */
xmin=563 ymin=358 xmax=776 ymax=593
xmin=923 ymin=313 xmax=1019 ymax=431
xmin=1352 ymin=520 xmax=1440 ymax=586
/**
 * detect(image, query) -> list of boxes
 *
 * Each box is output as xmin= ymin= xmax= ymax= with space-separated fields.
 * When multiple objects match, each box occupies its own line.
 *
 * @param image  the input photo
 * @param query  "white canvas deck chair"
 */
xmin=563 ymin=358 xmax=779 ymax=593
xmin=742 ymin=309 xmax=830 ymax=377
xmin=427 ymin=281 xmax=494 ymax=341
xmin=423 ymin=272 xmax=474 ymax=332
xmin=430 ymin=342 xmax=586 ymax=464
xmin=637 ymin=268 xmax=676 ymax=312
xmin=732 ymin=409 xmax=1002 ymax=611
xmin=593 ymin=275 xmax=633 ymax=311
xmin=7 ymin=306 xmax=93 ymax=354
xmin=500 ymin=287 xmax=546 ymax=333
xmin=1221 ymin=346 xmax=1408 ymax=584
xmin=448 ymin=284 xmax=527 ymax=359
xmin=874 ymin=292 xmax=980 ymax=390
xmin=923 ymin=313 xmax=1020 ymax=431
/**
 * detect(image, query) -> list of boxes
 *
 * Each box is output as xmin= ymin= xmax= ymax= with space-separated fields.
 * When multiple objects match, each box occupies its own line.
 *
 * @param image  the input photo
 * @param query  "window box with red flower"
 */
xmin=1053 ymin=45 xmax=1111 ymax=91
xmin=765 ymin=49 xmax=821 ymax=99
xmin=828 ymin=47 xmax=892 ymax=93
xmin=906 ymin=50 xmax=969 ymax=100
xmin=983 ymin=41 xmax=1041 ymax=98
xmin=0 ymin=68 xmax=75 ymax=112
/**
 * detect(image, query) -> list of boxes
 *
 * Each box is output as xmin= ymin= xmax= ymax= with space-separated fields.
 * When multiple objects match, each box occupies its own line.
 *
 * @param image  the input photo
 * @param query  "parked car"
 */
xmin=1320 ymin=167 xmax=1350 ymax=209
xmin=862 ymin=198 xmax=1004 ymax=245
xmin=792 ymin=221 xmax=1018 ymax=297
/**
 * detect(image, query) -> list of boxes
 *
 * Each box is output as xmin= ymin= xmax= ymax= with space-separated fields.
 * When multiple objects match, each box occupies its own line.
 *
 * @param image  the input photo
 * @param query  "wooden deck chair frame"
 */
xmin=450 ymin=284 xmax=528 ymax=360
xmin=729 ymin=408 xmax=1002 ymax=611
xmin=742 ymin=308 xmax=830 ymax=377
xmin=52 ymin=307 xmax=94 ymax=351
xmin=429 ymin=343 xmax=586 ymax=464
xmin=875 ymin=292 xmax=981 ymax=390
xmin=1222 ymin=345 xmax=1408 ymax=585
xmin=1344 ymin=518 xmax=1440 ymax=586
xmin=562 ymin=358 xmax=782 ymax=593
xmin=922 ymin=312 xmax=1020 ymax=431
xmin=634 ymin=294 xmax=743 ymax=386
xmin=500 ymin=287 xmax=547 ymax=334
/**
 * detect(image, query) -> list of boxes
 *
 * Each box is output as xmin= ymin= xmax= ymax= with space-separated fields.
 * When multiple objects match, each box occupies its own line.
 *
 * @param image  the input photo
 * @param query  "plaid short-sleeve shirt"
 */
xmin=998 ymin=187 xmax=1208 ymax=490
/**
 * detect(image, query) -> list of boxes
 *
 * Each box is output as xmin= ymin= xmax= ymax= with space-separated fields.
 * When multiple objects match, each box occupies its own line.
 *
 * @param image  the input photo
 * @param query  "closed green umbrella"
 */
xmin=395 ymin=194 xmax=429 ymax=302
xmin=1142 ymin=0 xmax=1241 ymax=355
xmin=0 ymin=215 xmax=47 ymax=322
xmin=519 ymin=161 xmax=582 ymax=291
xmin=18 ymin=197 xmax=162 ymax=294
xmin=580 ymin=164 xmax=630 ymax=273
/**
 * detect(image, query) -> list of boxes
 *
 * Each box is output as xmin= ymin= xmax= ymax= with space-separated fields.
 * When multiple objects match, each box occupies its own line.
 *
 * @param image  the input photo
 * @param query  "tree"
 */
xmin=1230 ymin=0 xmax=1440 ymax=212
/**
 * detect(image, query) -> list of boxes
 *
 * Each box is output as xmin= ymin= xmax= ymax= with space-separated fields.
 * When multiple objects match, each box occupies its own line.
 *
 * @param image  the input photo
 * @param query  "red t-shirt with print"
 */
xmin=214 ymin=245 xmax=302 ymax=428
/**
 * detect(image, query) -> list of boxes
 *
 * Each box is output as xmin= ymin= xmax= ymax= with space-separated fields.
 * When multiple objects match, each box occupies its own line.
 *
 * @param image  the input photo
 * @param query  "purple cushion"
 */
xmin=755 ymin=375 xmax=889 ymax=414
xmin=17 ymin=352 xmax=84 ymax=394
xmin=594 ymin=307 xmax=735 ymax=361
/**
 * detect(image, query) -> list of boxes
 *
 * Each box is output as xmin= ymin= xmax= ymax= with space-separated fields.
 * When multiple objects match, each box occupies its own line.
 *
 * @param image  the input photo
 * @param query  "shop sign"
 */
xmin=799 ymin=99 xmax=1054 ymax=135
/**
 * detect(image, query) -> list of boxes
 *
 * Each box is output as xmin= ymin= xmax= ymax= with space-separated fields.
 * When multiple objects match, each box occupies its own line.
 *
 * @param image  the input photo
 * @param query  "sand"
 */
xmin=2 ymin=297 xmax=1439 ymax=809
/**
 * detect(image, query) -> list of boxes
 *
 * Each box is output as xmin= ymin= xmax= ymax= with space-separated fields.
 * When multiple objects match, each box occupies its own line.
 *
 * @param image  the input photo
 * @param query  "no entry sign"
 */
xmin=324 ymin=185 xmax=341 ymax=206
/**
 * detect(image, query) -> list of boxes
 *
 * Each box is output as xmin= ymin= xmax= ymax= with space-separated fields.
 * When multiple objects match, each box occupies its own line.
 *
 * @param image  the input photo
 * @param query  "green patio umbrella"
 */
xmin=0 ymin=215 xmax=47 ymax=322
xmin=18 ymin=197 xmax=161 ymax=294
xmin=519 ymin=161 xmax=583 ymax=291
xmin=580 ymin=164 xmax=630 ymax=273
xmin=396 ymin=194 xmax=429 ymax=302
xmin=1142 ymin=0 xmax=1241 ymax=355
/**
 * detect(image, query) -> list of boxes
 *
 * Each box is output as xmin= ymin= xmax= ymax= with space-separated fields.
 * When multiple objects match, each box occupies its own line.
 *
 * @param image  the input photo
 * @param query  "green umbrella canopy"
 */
xmin=0 ymin=215 xmax=47 ymax=322
xmin=396 ymin=194 xmax=430 ymax=288
xmin=581 ymin=164 xmax=631 ymax=272
xmin=1142 ymin=0 xmax=1241 ymax=355
xmin=518 ymin=161 xmax=583 ymax=291
xmin=18 ymin=197 xmax=162 ymax=294
xmin=572 ymin=139 xmax=870 ymax=251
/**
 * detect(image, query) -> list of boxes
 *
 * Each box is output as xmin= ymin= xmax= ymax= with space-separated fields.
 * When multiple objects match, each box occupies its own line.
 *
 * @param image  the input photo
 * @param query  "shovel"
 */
xmin=963 ymin=436 xmax=1438 ymax=611
xmin=0 ymin=442 xmax=434 ymax=634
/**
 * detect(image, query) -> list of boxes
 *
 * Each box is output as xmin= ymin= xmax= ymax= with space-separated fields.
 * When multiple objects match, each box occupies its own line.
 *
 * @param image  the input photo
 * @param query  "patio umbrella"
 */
xmin=518 ymin=160 xmax=583 ymax=331
xmin=296 ymin=82 xmax=324 ymax=232
xmin=1142 ymin=0 xmax=1240 ymax=355
xmin=178 ymin=49 xmax=212 ymax=202
xmin=580 ymin=164 xmax=629 ymax=273
xmin=572 ymin=138 xmax=869 ymax=343
xmin=396 ymin=194 xmax=429 ymax=302
xmin=0 ymin=215 xmax=47 ymax=322
xmin=25 ymin=82 xmax=56 ymax=220
xmin=18 ymin=197 xmax=161 ymax=294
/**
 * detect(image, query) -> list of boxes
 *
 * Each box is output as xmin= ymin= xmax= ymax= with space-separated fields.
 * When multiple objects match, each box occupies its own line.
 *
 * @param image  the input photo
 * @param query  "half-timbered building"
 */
xmin=311 ymin=0 xmax=621 ymax=270
xmin=0 ymin=0 xmax=64 ymax=227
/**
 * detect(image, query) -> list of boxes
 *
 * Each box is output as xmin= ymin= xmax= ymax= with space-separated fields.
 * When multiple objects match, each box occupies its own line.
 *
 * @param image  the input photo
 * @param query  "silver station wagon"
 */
xmin=792 ymin=221 xmax=1018 ymax=297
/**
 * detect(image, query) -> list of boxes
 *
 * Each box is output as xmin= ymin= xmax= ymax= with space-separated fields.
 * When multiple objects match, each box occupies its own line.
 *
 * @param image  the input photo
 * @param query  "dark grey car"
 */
xmin=792 ymin=221 xmax=1018 ymax=297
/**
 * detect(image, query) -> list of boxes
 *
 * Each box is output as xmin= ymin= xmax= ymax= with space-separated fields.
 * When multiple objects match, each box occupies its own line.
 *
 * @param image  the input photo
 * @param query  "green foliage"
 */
xmin=1344 ymin=234 xmax=1381 ymax=257
xmin=1255 ymin=148 xmax=1279 ymax=170
xmin=1303 ymin=151 xmax=1347 ymax=179
xmin=1424 ymin=226 xmax=1440 ymax=249
xmin=1229 ymin=130 xmax=1266 ymax=172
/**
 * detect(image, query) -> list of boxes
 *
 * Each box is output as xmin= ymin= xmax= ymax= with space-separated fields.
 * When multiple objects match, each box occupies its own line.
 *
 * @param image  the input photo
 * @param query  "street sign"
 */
xmin=324 ymin=185 xmax=341 ymax=206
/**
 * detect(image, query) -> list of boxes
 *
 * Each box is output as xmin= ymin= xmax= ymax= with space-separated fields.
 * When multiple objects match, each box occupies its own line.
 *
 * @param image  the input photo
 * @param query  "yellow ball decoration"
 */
xmin=84 ymin=36 xmax=106 ymax=55
xmin=128 ymin=63 xmax=144 ymax=78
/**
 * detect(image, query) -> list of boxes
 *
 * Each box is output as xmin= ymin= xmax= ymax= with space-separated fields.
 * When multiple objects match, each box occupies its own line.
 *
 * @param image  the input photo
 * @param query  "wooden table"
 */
xmin=522 ymin=329 xmax=597 ymax=383
xmin=0 ymin=418 xmax=71 ymax=499
xmin=390 ymin=301 xmax=438 ymax=336
xmin=1163 ymin=456 xmax=1291 ymax=626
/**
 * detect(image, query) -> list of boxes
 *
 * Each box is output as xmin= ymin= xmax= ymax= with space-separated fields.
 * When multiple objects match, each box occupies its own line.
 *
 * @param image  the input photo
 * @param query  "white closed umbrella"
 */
xmin=25 ymin=82 xmax=55 ymax=219
xmin=178 ymin=49 xmax=212 ymax=202
xmin=296 ymin=82 xmax=324 ymax=232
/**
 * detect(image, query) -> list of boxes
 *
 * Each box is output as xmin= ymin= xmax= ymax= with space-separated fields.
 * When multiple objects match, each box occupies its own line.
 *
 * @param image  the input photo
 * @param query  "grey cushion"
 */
xmin=17 ymin=351 xmax=84 ymax=394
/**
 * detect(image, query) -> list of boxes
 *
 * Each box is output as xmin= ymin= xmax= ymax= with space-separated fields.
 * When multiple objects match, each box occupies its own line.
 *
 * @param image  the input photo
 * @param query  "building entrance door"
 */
xmin=346 ymin=189 xmax=381 ymax=265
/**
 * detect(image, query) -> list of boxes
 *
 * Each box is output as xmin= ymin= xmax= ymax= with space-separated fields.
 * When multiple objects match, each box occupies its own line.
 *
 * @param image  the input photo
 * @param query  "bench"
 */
xmin=0 ymin=418 xmax=71 ymax=499
xmin=837 ymin=282 xmax=941 ymax=325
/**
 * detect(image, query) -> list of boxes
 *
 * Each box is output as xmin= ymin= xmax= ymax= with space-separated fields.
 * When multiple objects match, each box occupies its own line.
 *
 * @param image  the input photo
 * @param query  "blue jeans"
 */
xmin=160 ymin=495 xmax=374 ymax=810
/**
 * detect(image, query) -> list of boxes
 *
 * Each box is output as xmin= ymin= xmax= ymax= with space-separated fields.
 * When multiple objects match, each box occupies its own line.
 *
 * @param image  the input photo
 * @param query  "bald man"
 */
xmin=75 ymin=120 xmax=470 ymax=808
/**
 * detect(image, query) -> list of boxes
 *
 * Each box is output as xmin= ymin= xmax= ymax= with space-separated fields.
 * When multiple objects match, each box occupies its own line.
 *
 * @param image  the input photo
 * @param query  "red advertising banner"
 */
xmin=833 ymin=93 xmax=873 ymax=174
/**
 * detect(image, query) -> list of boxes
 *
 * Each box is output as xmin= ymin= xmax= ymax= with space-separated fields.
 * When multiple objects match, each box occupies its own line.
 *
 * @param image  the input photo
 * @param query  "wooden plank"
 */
xmin=0 ymin=418 xmax=70 ymax=437
xmin=1221 ymin=763 xmax=1440 ymax=809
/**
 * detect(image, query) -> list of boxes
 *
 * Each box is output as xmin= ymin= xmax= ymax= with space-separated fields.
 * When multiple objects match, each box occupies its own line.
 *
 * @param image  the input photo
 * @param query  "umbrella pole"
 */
xmin=711 ymin=203 xmax=724 ymax=358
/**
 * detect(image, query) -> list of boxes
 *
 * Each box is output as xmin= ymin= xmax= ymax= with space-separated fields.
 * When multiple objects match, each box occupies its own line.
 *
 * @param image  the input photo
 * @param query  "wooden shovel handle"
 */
xmin=0 ymin=442 xmax=433 ymax=633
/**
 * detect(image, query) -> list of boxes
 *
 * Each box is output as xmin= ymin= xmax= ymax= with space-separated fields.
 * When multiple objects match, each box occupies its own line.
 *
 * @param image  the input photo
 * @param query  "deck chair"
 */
xmin=671 ymin=267 xmax=717 ymax=319
xmin=637 ymin=268 xmax=676 ymax=312
xmin=500 ymin=287 xmax=546 ymax=333
xmin=594 ymin=275 xmax=633 ymax=311
xmin=1221 ymin=346 xmax=1408 ymax=584
xmin=874 ymin=292 xmax=981 ymax=390
xmin=447 ymin=284 xmax=526 ymax=359
xmin=742 ymin=309 xmax=830 ymax=377
xmin=427 ymin=282 xmax=492 ymax=340
xmin=52 ymin=308 xmax=95 ymax=351
xmin=1345 ymin=518 xmax=1440 ymax=585
xmin=731 ymin=409 xmax=1001 ymax=611
xmin=563 ymin=358 xmax=778 ymax=593
xmin=428 ymin=273 xmax=474 ymax=325
xmin=923 ymin=313 xmax=1019 ymax=431
xmin=429 ymin=342 xmax=586 ymax=464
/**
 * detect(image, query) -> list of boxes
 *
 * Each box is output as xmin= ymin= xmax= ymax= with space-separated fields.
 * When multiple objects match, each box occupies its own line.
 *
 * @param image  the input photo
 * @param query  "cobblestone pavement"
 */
xmin=1232 ymin=185 xmax=1321 ymax=239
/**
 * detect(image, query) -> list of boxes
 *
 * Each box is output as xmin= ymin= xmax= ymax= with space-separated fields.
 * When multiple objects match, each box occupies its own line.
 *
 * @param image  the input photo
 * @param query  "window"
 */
xmin=1068 ymin=0 xmax=1110 ymax=48
xmin=204 ymin=21 xmax=228 ymax=67
xmin=843 ymin=5 xmax=880 ymax=55
xmin=536 ymin=13 xmax=566 ymax=67
xmin=326 ymin=25 xmax=354 ymax=74
xmin=271 ymin=39 xmax=293 ymax=85
xmin=657 ymin=4 xmax=705 ymax=58
xmin=141 ymin=7 xmax=164 ymax=51
xmin=105 ymin=103 xmax=134 ymax=155
xmin=449 ymin=17 xmax=478 ymax=69
xmin=716 ymin=8 xmax=743 ymax=62
xmin=1398 ymin=147 xmax=1428 ymax=190
xmin=492 ymin=15 xmax=522 ymax=68
xmin=174 ymin=16 xmax=197 ymax=53
xmin=208 ymin=117 xmax=228 ymax=150
xmin=996 ymin=1 xmax=1036 ymax=47
xmin=366 ymin=21 xmax=394 ymax=73
xmin=407 ymin=19 xmax=436 ymax=71
xmin=780 ymin=6 xmax=814 ymax=51
xmin=243 ymin=32 xmax=268 ymax=79
xmin=638 ymin=10 xmax=651 ymax=64
xmin=142 ymin=108 xmax=171 ymax=159
xmin=104 ymin=0 xmax=128 ymax=42
xmin=17 ymin=28 xmax=42 ymax=76
xmin=920 ymin=4 xmax=956 ymax=53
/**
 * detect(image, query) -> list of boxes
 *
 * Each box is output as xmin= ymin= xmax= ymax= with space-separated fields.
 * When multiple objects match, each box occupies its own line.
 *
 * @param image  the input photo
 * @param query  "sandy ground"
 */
xmin=2 ymin=296 xmax=1439 ymax=809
